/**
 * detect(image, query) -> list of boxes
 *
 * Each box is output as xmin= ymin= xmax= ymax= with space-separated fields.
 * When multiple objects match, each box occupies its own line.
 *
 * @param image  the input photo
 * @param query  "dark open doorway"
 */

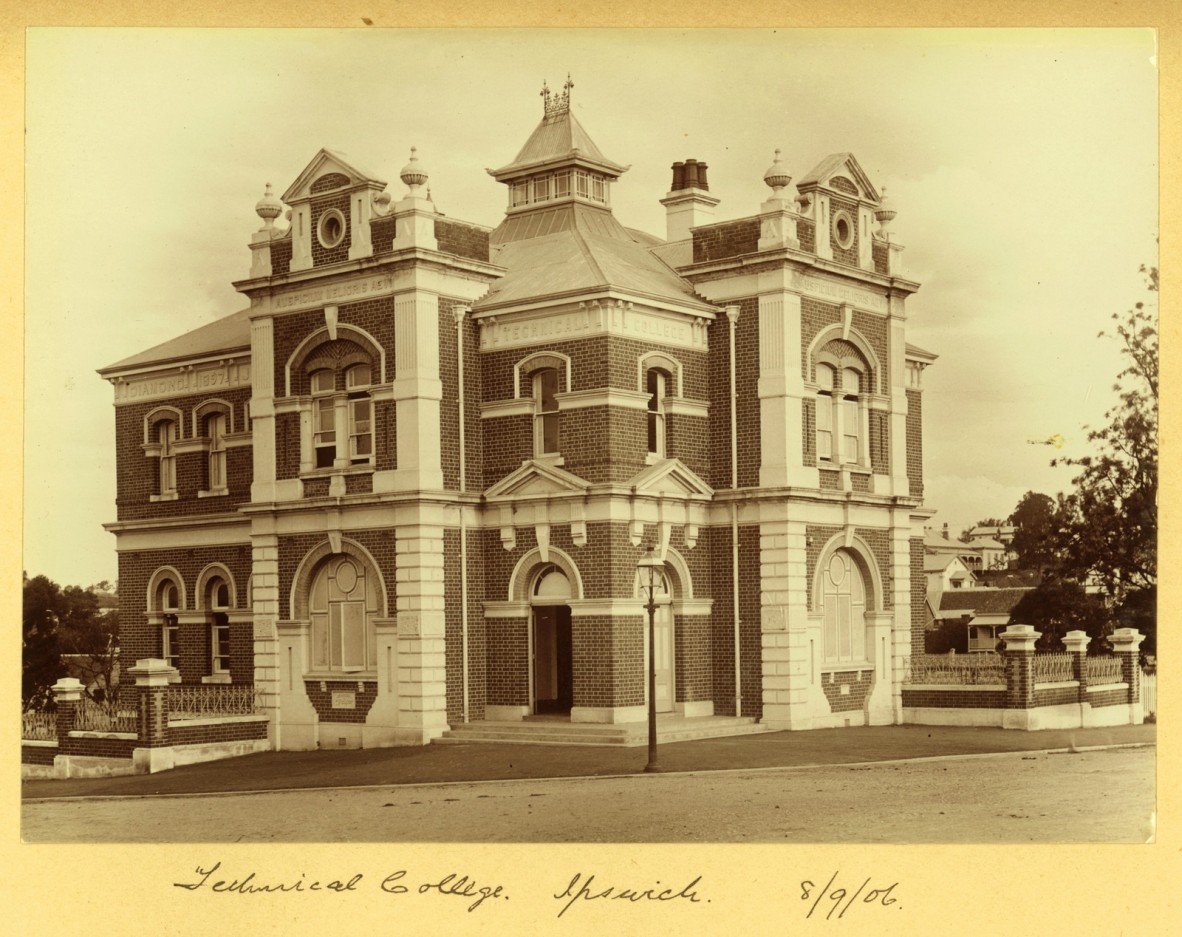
xmin=533 ymin=604 xmax=573 ymax=714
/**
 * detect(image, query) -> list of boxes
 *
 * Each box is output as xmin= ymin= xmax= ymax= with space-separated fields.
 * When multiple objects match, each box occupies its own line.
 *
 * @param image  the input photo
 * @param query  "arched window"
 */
xmin=157 ymin=420 xmax=178 ymax=495
xmin=157 ymin=577 xmax=180 ymax=668
xmin=206 ymin=413 xmax=227 ymax=491
xmin=309 ymin=555 xmax=380 ymax=672
xmin=815 ymin=363 xmax=866 ymax=466
xmin=532 ymin=367 xmax=560 ymax=456
xmin=345 ymin=363 xmax=373 ymax=463
xmin=646 ymin=368 xmax=669 ymax=457
xmin=311 ymin=368 xmax=337 ymax=468
xmin=820 ymin=549 xmax=867 ymax=663
xmin=206 ymin=576 xmax=231 ymax=675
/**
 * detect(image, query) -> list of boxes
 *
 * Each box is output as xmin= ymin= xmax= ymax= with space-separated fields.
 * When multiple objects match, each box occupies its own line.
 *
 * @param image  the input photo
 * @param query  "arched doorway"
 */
xmin=649 ymin=569 xmax=674 ymax=713
xmin=531 ymin=567 xmax=573 ymax=714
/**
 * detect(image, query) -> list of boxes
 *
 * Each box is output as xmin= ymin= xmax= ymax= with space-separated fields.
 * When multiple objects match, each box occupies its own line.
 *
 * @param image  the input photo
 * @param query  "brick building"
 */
xmin=99 ymin=79 xmax=936 ymax=749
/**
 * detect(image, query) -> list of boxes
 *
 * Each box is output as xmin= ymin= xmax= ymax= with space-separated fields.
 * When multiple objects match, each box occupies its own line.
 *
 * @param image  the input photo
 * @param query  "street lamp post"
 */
xmin=637 ymin=547 xmax=665 ymax=773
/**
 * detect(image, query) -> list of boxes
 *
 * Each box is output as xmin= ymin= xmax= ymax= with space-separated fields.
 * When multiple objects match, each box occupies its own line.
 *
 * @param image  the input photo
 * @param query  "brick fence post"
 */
xmin=126 ymin=658 xmax=179 ymax=773
xmin=1062 ymin=630 xmax=1090 ymax=703
xmin=50 ymin=677 xmax=86 ymax=741
xmin=1000 ymin=624 xmax=1040 ymax=729
xmin=1108 ymin=628 xmax=1146 ymax=724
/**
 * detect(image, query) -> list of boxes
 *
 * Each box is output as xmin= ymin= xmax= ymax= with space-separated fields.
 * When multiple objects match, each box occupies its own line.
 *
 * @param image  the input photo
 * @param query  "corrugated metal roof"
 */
xmin=99 ymin=306 xmax=252 ymax=374
xmin=477 ymin=203 xmax=706 ymax=310
xmin=938 ymin=587 xmax=1033 ymax=615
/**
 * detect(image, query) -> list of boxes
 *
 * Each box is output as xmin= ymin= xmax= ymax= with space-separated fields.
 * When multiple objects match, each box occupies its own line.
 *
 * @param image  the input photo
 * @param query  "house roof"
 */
xmin=938 ymin=587 xmax=1033 ymax=616
xmin=924 ymin=554 xmax=962 ymax=574
xmin=969 ymin=537 xmax=1006 ymax=550
xmin=99 ymin=306 xmax=252 ymax=374
xmin=477 ymin=203 xmax=709 ymax=311
xmin=488 ymin=107 xmax=628 ymax=180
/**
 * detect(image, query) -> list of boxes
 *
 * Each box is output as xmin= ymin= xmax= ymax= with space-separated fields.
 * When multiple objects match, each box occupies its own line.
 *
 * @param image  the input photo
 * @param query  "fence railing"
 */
xmin=168 ymin=684 xmax=262 ymax=720
xmin=1086 ymin=656 xmax=1123 ymax=685
xmin=1032 ymin=653 xmax=1073 ymax=683
xmin=1141 ymin=670 xmax=1156 ymax=718
xmin=906 ymin=653 xmax=1005 ymax=685
xmin=21 ymin=710 xmax=56 ymax=741
xmin=72 ymin=697 xmax=137 ymax=733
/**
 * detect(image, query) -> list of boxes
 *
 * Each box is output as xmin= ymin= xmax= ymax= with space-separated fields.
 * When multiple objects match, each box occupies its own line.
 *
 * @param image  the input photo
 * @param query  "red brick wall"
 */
xmin=59 ymin=734 xmax=138 ymax=758
xmin=872 ymin=239 xmax=888 ymax=275
xmin=167 ymin=719 xmax=268 ymax=745
xmin=371 ymin=215 xmax=395 ymax=254
xmin=869 ymin=409 xmax=889 ymax=474
xmin=901 ymin=688 xmax=1007 ymax=709
xmin=800 ymin=298 xmax=889 ymax=390
xmin=911 ymin=537 xmax=926 ymax=655
xmin=22 ymin=744 xmax=57 ymax=765
xmin=270 ymin=237 xmax=292 ymax=276
xmin=906 ymin=388 xmax=924 ymax=497
xmin=435 ymin=219 xmax=490 ymax=262
xmin=272 ymin=295 xmax=395 ymax=398
xmin=821 ymin=669 xmax=874 ymax=713
xmin=829 ymin=177 xmax=858 ymax=196
xmin=706 ymin=524 xmax=762 ymax=718
xmin=117 ymin=544 xmax=252 ymax=685
xmin=828 ymin=194 xmax=860 ymax=267
xmin=706 ymin=296 xmax=759 ymax=489
xmin=444 ymin=527 xmax=487 ymax=723
xmin=798 ymin=218 xmax=816 ymax=253
xmin=303 ymin=680 xmax=377 ymax=723
xmin=572 ymin=614 xmax=645 ymax=708
xmin=114 ymin=388 xmax=252 ymax=522
xmin=692 ymin=217 xmax=760 ymax=263
xmin=310 ymin=186 xmax=351 ymax=267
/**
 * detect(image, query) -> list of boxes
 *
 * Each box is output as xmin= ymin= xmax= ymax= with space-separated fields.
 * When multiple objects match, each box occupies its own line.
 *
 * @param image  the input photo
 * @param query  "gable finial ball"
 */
xmin=763 ymin=149 xmax=791 ymax=195
xmin=255 ymin=182 xmax=283 ymax=226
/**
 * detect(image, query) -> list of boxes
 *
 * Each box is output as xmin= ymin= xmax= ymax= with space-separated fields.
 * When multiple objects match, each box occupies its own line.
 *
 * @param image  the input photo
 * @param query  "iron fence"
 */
xmin=21 ymin=710 xmax=56 ymax=741
xmin=168 ymin=684 xmax=262 ymax=720
xmin=1086 ymin=656 xmax=1123 ymax=685
xmin=905 ymin=653 xmax=1005 ymax=685
xmin=1032 ymin=653 xmax=1073 ymax=683
xmin=72 ymin=697 xmax=137 ymax=733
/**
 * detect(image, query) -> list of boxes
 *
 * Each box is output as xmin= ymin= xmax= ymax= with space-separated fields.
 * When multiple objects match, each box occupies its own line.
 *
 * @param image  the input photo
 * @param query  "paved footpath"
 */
xmin=22 ymin=746 xmax=1154 ymax=843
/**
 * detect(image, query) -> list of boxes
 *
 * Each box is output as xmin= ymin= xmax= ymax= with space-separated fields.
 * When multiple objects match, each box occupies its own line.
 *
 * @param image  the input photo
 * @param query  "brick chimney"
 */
xmin=659 ymin=158 xmax=720 ymax=242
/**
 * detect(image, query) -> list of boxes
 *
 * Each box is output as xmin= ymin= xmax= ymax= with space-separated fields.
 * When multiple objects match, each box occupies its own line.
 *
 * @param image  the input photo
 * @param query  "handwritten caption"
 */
xmin=801 ymin=873 xmax=901 ymax=919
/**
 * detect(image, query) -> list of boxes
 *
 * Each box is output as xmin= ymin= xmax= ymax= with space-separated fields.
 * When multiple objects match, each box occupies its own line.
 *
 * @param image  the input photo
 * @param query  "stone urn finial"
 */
xmin=874 ymin=185 xmax=897 ymax=239
xmin=763 ymin=149 xmax=792 ymax=196
xmin=254 ymin=182 xmax=283 ymax=228
xmin=400 ymin=147 xmax=429 ymax=194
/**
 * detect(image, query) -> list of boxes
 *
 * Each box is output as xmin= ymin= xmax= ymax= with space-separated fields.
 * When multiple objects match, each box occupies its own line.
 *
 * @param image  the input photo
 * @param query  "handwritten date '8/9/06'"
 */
xmin=801 ymin=873 xmax=900 ymax=919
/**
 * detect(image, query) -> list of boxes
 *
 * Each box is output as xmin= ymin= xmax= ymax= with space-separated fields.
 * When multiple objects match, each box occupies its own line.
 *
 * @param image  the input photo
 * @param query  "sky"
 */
xmin=22 ymin=28 xmax=1158 ymax=587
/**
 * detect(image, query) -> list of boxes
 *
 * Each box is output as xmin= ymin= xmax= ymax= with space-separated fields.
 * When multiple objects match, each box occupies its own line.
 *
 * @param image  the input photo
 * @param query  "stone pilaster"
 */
xmin=274 ymin=619 xmax=319 ymax=750
xmin=250 ymin=532 xmax=282 ymax=745
xmin=391 ymin=291 xmax=443 ymax=491
xmin=757 ymin=291 xmax=808 ymax=488
xmin=395 ymin=524 xmax=448 ymax=743
xmin=364 ymin=618 xmax=401 ymax=746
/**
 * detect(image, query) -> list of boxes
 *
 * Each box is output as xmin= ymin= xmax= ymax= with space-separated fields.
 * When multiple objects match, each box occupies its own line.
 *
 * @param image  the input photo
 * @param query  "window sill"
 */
xmin=202 ymin=673 xmax=232 ymax=685
xmin=150 ymin=492 xmax=179 ymax=502
xmin=197 ymin=488 xmax=229 ymax=499
xmin=305 ymin=673 xmax=377 ymax=686
xmin=533 ymin=453 xmax=565 ymax=467
xmin=300 ymin=463 xmax=374 ymax=478
xmin=644 ymin=451 xmax=664 ymax=465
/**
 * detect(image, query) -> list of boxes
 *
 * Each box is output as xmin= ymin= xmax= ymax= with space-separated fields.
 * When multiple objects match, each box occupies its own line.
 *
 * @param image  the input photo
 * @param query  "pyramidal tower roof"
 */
xmin=488 ymin=76 xmax=628 ymax=181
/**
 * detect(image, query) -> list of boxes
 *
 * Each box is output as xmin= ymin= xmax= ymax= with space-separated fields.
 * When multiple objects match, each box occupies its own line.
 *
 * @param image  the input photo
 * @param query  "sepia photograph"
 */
xmin=11 ymin=16 xmax=1169 ymax=934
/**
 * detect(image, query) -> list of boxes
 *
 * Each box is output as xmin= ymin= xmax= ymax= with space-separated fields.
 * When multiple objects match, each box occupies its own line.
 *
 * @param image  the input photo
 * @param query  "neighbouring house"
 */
xmin=927 ymin=587 xmax=1034 ymax=654
xmin=97 ymin=78 xmax=935 ymax=751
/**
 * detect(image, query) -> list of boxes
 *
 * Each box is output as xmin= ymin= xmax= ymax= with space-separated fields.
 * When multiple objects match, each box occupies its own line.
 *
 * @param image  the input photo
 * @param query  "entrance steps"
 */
xmin=435 ymin=714 xmax=770 ymax=747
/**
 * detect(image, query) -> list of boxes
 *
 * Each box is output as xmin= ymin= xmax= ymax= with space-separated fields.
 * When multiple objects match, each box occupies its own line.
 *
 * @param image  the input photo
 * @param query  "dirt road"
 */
xmin=22 ymin=745 xmax=1153 ymax=843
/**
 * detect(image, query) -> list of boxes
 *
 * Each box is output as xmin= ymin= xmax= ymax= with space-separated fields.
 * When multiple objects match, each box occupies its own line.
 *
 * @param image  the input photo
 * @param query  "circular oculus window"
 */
xmin=317 ymin=208 xmax=347 ymax=249
xmin=832 ymin=210 xmax=855 ymax=250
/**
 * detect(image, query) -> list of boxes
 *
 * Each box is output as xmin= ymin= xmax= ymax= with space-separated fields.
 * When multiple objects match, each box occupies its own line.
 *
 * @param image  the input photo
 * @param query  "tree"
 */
xmin=22 ymin=574 xmax=121 ymax=710
xmin=1007 ymin=491 xmax=1056 ymax=571
xmin=1008 ymin=577 xmax=1109 ymax=652
xmin=22 ymin=574 xmax=64 ymax=710
xmin=1051 ymin=266 xmax=1157 ymax=605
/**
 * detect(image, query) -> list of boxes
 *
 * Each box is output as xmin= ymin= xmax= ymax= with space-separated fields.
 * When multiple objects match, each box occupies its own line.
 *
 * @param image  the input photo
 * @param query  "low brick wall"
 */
xmin=60 ymin=733 xmax=138 ymax=759
xmin=22 ymin=742 xmax=57 ymax=765
xmin=168 ymin=716 xmax=270 ymax=746
xmin=901 ymin=687 xmax=1008 ymax=709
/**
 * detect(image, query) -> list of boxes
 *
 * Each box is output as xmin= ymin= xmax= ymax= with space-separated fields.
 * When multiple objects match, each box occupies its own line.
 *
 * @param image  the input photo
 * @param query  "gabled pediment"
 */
xmin=797 ymin=152 xmax=880 ymax=203
xmin=626 ymin=458 xmax=714 ymax=498
xmin=484 ymin=459 xmax=592 ymax=499
xmin=282 ymin=148 xmax=387 ymax=203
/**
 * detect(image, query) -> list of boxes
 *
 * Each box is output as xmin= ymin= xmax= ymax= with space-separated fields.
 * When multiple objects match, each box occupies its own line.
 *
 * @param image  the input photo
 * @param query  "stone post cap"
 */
xmin=50 ymin=676 xmax=86 ymax=700
xmin=1062 ymin=630 xmax=1092 ymax=652
xmin=127 ymin=658 xmax=181 ymax=686
xmin=1109 ymin=628 xmax=1146 ymax=651
xmin=1000 ymin=623 xmax=1041 ymax=651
